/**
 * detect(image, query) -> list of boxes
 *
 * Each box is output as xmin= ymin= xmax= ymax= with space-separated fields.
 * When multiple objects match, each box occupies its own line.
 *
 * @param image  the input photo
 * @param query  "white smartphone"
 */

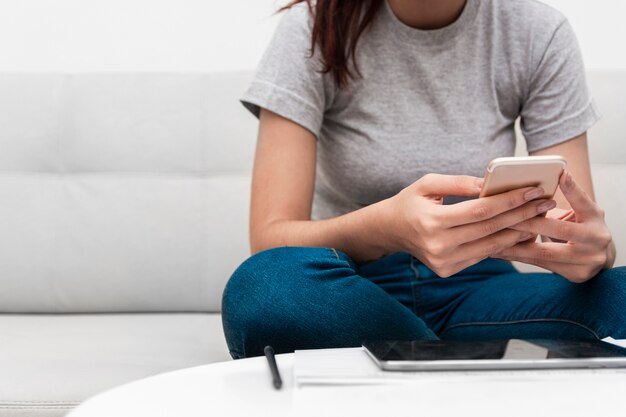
xmin=479 ymin=156 xmax=567 ymax=199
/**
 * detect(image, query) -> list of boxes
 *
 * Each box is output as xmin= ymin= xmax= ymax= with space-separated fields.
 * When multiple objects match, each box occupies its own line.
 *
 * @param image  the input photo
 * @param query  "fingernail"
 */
xmin=537 ymin=200 xmax=557 ymax=213
xmin=524 ymin=188 xmax=544 ymax=201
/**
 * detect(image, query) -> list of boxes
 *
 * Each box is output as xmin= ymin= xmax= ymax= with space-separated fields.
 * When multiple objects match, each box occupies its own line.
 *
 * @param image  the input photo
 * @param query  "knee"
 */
xmin=223 ymin=247 xmax=301 ymax=314
xmin=224 ymin=247 xmax=288 ymax=296
xmin=589 ymin=266 xmax=626 ymax=298
xmin=599 ymin=265 xmax=626 ymax=279
xmin=583 ymin=266 xmax=626 ymax=336
xmin=221 ymin=246 xmax=353 ymax=358
xmin=222 ymin=246 xmax=345 ymax=306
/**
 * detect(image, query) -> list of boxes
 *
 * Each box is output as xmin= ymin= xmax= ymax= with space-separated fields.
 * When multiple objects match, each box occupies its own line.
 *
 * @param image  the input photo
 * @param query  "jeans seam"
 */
xmin=409 ymin=256 xmax=422 ymax=317
xmin=440 ymin=318 xmax=601 ymax=339
xmin=228 ymin=330 xmax=247 ymax=359
xmin=229 ymin=350 xmax=244 ymax=360
xmin=331 ymin=248 xmax=352 ymax=269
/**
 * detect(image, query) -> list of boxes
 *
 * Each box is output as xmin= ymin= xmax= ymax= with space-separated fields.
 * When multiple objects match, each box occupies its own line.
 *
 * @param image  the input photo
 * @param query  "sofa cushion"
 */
xmin=0 ymin=313 xmax=229 ymax=417
xmin=0 ymin=174 xmax=249 ymax=313
xmin=0 ymin=73 xmax=256 ymax=313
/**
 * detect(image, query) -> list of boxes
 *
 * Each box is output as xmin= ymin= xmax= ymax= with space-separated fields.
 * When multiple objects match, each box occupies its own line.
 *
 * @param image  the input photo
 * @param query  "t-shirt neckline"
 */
xmin=382 ymin=0 xmax=481 ymax=48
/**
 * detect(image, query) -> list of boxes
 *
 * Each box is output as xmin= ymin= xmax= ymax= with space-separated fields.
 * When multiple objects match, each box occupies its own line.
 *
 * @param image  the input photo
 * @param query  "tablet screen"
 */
xmin=363 ymin=339 xmax=626 ymax=362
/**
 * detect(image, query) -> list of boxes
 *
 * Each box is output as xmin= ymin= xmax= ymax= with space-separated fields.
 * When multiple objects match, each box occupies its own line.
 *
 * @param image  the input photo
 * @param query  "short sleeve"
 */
xmin=520 ymin=20 xmax=600 ymax=152
xmin=240 ymin=5 xmax=333 ymax=138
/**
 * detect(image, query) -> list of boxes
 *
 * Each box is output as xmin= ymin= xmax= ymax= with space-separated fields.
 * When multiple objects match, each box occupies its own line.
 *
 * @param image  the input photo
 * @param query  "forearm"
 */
xmin=251 ymin=199 xmax=395 ymax=264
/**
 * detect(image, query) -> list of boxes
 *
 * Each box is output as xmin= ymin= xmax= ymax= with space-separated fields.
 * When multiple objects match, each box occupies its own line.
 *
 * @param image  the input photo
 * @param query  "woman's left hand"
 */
xmin=493 ymin=171 xmax=614 ymax=283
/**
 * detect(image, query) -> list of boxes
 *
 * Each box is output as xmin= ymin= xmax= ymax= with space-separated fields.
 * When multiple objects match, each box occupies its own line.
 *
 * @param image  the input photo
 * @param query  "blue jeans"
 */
xmin=221 ymin=247 xmax=626 ymax=359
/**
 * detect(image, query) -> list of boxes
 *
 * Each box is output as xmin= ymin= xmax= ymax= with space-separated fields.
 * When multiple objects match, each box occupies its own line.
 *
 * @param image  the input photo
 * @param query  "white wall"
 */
xmin=0 ymin=0 xmax=283 ymax=72
xmin=0 ymin=0 xmax=624 ymax=72
xmin=542 ymin=0 xmax=626 ymax=70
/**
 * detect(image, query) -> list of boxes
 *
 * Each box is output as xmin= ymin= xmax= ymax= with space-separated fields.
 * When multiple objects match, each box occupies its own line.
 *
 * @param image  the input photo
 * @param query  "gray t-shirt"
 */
xmin=241 ymin=0 xmax=599 ymax=220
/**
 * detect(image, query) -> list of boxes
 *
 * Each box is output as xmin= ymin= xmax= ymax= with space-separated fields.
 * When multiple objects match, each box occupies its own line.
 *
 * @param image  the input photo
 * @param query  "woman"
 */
xmin=222 ymin=0 xmax=625 ymax=359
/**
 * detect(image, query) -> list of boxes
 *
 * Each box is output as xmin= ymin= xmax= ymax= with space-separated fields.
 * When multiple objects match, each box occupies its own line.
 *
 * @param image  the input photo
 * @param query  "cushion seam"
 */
xmin=0 ymin=401 xmax=80 ymax=405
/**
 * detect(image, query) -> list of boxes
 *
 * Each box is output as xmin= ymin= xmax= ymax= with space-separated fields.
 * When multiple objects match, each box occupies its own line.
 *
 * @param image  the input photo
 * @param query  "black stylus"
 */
xmin=264 ymin=345 xmax=282 ymax=390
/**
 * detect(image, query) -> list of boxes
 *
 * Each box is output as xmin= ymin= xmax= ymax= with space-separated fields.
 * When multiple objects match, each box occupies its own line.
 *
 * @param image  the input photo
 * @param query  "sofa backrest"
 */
xmin=0 ymin=73 xmax=256 ymax=312
xmin=0 ymin=71 xmax=624 ymax=313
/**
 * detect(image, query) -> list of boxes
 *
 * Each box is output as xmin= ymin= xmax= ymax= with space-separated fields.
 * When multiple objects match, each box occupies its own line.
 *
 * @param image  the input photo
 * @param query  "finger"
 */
xmin=491 ymin=253 xmax=554 ymax=271
xmin=545 ymin=207 xmax=573 ymax=220
xmin=433 ymin=255 xmax=488 ymax=278
xmin=449 ymin=256 xmax=488 ymax=276
xmin=495 ymin=253 xmax=565 ymax=267
xmin=494 ymin=252 xmax=600 ymax=283
xmin=442 ymin=186 xmax=546 ymax=227
xmin=418 ymin=174 xmax=484 ymax=197
xmin=557 ymin=209 xmax=576 ymax=221
xmin=508 ymin=216 xmax=586 ymax=243
xmin=451 ymin=198 xmax=555 ymax=244
xmin=456 ymin=228 xmax=533 ymax=262
xmin=559 ymin=171 xmax=599 ymax=221
xmin=492 ymin=253 xmax=592 ymax=283
xmin=497 ymin=242 xmax=583 ymax=264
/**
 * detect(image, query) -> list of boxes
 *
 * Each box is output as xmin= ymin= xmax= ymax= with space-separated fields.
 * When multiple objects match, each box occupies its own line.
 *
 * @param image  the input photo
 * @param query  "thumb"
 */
xmin=559 ymin=170 xmax=598 ymax=221
xmin=417 ymin=174 xmax=484 ymax=197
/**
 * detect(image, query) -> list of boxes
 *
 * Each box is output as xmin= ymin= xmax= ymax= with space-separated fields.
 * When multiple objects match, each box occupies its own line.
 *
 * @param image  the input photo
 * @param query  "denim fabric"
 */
xmin=221 ymin=247 xmax=626 ymax=359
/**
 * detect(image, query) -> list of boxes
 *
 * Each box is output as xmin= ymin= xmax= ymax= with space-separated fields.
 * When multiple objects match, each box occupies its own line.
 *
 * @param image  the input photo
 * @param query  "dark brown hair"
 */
xmin=281 ymin=0 xmax=384 ymax=89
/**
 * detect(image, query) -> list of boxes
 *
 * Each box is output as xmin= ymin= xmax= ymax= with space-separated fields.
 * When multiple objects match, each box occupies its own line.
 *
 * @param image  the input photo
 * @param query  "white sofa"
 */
xmin=0 ymin=71 xmax=624 ymax=416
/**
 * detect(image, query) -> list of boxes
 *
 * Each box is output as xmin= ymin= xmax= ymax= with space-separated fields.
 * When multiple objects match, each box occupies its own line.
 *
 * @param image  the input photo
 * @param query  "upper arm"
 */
xmin=520 ymin=18 xmax=599 ymax=209
xmin=520 ymin=20 xmax=599 ymax=154
xmin=249 ymin=109 xmax=317 ymax=251
xmin=238 ymin=5 xmax=334 ymax=252
xmin=530 ymin=132 xmax=595 ymax=209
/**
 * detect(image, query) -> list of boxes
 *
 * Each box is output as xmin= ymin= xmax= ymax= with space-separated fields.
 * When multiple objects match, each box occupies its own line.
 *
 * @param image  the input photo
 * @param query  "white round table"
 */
xmin=68 ymin=350 xmax=626 ymax=417
xmin=68 ymin=353 xmax=296 ymax=417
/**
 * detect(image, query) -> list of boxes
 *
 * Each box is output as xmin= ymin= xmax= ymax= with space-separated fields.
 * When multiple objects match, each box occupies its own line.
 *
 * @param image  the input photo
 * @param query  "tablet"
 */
xmin=363 ymin=339 xmax=626 ymax=371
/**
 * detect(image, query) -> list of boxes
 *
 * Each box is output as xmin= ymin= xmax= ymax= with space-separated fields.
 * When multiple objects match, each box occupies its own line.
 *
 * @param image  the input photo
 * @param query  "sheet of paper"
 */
xmin=603 ymin=336 xmax=626 ymax=348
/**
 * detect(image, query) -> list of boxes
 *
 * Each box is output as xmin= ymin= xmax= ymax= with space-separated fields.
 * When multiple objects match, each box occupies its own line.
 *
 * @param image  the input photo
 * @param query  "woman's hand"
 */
xmin=493 ymin=171 xmax=615 ymax=283
xmin=381 ymin=173 xmax=556 ymax=278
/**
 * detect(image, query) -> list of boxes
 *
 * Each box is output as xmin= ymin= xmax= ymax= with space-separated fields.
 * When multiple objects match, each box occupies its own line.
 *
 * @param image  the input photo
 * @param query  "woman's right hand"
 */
xmin=380 ymin=173 xmax=556 ymax=277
